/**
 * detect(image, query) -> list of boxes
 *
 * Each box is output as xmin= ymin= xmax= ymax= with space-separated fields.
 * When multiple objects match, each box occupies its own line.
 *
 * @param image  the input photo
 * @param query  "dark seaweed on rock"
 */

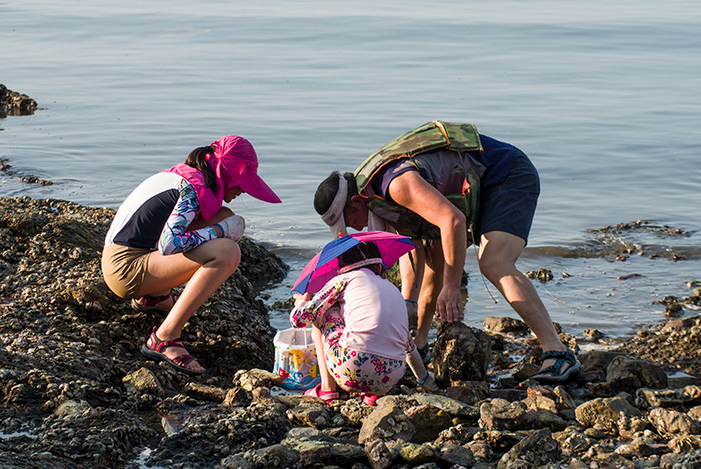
xmin=533 ymin=220 xmax=697 ymax=261
xmin=590 ymin=220 xmax=693 ymax=238
xmin=0 ymin=158 xmax=54 ymax=186
xmin=0 ymin=84 xmax=38 ymax=118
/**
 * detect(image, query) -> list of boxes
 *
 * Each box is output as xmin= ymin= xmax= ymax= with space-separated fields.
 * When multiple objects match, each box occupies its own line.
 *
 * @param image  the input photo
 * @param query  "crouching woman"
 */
xmin=102 ymin=135 xmax=281 ymax=374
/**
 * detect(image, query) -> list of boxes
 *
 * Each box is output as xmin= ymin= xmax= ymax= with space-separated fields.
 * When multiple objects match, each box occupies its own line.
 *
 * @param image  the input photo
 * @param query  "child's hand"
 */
xmin=293 ymin=292 xmax=311 ymax=308
xmin=419 ymin=371 xmax=439 ymax=392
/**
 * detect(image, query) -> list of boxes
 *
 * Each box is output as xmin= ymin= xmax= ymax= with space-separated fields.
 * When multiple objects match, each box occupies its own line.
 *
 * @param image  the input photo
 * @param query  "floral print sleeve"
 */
xmin=290 ymin=277 xmax=350 ymax=328
xmin=158 ymin=180 xmax=218 ymax=255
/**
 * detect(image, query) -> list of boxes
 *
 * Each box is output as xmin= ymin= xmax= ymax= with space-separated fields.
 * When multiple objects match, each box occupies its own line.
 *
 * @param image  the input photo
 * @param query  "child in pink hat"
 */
xmin=291 ymin=242 xmax=438 ymax=405
xmin=102 ymin=136 xmax=281 ymax=374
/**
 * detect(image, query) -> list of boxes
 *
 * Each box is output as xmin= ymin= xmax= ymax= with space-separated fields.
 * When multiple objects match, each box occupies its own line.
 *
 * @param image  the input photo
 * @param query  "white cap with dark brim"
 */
xmin=320 ymin=174 xmax=348 ymax=238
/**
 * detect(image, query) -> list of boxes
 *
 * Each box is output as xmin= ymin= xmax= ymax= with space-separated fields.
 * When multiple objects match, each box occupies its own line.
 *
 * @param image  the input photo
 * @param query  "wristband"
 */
xmin=405 ymin=299 xmax=418 ymax=305
xmin=214 ymin=223 xmax=224 ymax=237
xmin=418 ymin=372 xmax=429 ymax=385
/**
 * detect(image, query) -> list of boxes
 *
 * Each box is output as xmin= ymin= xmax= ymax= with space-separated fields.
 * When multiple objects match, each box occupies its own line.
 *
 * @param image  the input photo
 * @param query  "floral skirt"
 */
xmin=320 ymin=307 xmax=406 ymax=396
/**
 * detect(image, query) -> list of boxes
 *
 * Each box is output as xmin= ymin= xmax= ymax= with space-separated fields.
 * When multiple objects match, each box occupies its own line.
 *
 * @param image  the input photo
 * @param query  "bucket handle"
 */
xmin=293 ymin=327 xmax=310 ymax=347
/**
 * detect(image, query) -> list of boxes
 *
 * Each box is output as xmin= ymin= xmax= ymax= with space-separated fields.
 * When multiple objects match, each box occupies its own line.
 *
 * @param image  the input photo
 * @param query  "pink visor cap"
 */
xmin=208 ymin=135 xmax=282 ymax=204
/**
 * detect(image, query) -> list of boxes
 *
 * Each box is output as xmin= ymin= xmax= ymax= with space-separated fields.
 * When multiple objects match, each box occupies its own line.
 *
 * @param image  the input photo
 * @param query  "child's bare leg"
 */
xmin=312 ymin=323 xmax=336 ymax=392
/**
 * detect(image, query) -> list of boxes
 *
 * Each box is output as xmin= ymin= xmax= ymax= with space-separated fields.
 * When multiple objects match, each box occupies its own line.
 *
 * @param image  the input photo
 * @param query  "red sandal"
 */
xmin=360 ymin=393 xmax=379 ymax=406
xmin=131 ymin=292 xmax=177 ymax=313
xmin=140 ymin=327 xmax=205 ymax=375
xmin=304 ymin=384 xmax=339 ymax=404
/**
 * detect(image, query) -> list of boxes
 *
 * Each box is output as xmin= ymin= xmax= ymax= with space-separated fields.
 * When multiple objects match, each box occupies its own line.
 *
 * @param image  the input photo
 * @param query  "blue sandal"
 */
xmin=530 ymin=349 xmax=582 ymax=384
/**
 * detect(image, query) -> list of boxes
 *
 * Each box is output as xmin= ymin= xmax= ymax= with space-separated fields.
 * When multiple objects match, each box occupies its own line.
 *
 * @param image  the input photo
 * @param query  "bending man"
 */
xmin=313 ymin=121 xmax=580 ymax=383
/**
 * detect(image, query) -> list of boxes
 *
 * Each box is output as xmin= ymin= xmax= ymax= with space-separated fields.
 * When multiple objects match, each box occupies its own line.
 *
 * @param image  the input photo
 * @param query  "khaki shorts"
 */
xmin=101 ymin=243 xmax=152 ymax=299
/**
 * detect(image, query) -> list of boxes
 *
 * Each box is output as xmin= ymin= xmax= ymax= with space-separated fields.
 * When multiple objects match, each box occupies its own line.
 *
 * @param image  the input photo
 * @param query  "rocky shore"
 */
xmin=2 ymin=197 xmax=701 ymax=469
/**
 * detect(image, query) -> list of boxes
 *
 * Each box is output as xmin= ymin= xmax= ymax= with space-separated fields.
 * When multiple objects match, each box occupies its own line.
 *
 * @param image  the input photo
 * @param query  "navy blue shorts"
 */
xmin=473 ymin=152 xmax=540 ymax=245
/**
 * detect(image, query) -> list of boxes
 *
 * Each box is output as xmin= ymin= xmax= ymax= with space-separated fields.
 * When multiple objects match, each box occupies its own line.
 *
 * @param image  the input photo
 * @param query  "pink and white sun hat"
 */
xmin=208 ymin=135 xmax=281 ymax=205
xmin=166 ymin=135 xmax=281 ymax=221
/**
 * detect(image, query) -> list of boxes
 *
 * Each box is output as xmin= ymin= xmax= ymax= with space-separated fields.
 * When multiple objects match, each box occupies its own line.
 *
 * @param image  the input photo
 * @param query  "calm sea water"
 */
xmin=2 ymin=0 xmax=700 ymax=338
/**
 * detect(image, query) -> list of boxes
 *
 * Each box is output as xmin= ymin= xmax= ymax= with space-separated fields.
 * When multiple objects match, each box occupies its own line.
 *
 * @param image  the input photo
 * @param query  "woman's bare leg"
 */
xmin=134 ymin=207 xmax=236 ymax=310
xmin=139 ymin=237 xmax=241 ymax=372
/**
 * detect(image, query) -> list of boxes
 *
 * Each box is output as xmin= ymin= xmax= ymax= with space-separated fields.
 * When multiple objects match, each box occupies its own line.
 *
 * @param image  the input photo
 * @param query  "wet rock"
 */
xmin=496 ymin=428 xmax=561 ymax=469
xmin=122 ymin=367 xmax=163 ymax=396
xmin=473 ymin=429 xmax=525 ymax=453
xmin=578 ymin=350 xmax=628 ymax=374
xmin=663 ymin=384 xmax=701 ymax=405
xmin=466 ymin=439 xmax=493 ymax=462
xmin=294 ymin=440 xmax=333 ymax=467
xmin=479 ymin=398 xmax=529 ymax=431
xmin=669 ymin=434 xmax=701 ymax=453
xmin=435 ymin=423 xmax=480 ymax=446
xmin=10 ymin=197 xmax=701 ymax=469
xmin=584 ymin=451 xmax=636 ymax=468
xmin=286 ymin=402 xmax=331 ymax=428
xmin=594 ymin=355 xmax=668 ymax=395
xmin=282 ymin=425 xmax=327 ymax=442
xmin=690 ymin=404 xmax=701 ymax=423
xmin=616 ymin=413 xmax=648 ymax=439
xmin=484 ymin=316 xmax=530 ymax=335
xmin=220 ymin=454 xmax=255 ymax=469
xmin=614 ymin=436 xmax=670 ymax=457
xmin=617 ymin=314 xmax=701 ymax=378
xmin=0 ymin=84 xmax=37 ymax=117
xmin=251 ymin=386 xmax=286 ymax=413
xmin=525 ymin=268 xmax=553 ymax=283
xmin=233 ymin=368 xmax=283 ymax=391
xmin=434 ymin=442 xmax=475 ymax=467
xmin=184 ymin=382 xmax=227 ymax=402
xmin=583 ymin=328 xmax=605 ymax=341
xmin=223 ymin=386 xmax=252 ymax=407
xmin=330 ymin=443 xmax=367 ymax=467
xmin=397 ymin=441 xmax=436 ymax=465
xmin=358 ymin=401 xmax=415 ymax=444
xmin=148 ymin=403 xmax=290 ymax=468
xmin=405 ymin=404 xmax=453 ymax=443
xmin=523 ymin=391 xmax=558 ymax=413
xmin=525 ymin=406 xmax=569 ymax=432
xmin=339 ymin=398 xmax=374 ymax=427
xmin=54 ymin=399 xmax=92 ymax=417
xmin=364 ymin=438 xmax=393 ymax=469
xmin=673 ymin=448 xmax=701 ymax=468
xmin=636 ymin=388 xmax=683 ymax=409
xmin=412 ymin=393 xmax=478 ymax=420
xmin=432 ymin=322 xmax=491 ymax=384
xmin=444 ymin=380 xmax=490 ymax=406
xmin=552 ymin=385 xmax=578 ymax=411
xmin=649 ymin=407 xmax=701 ymax=438
xmin=37 ymin=407 xmax=156 ymax=469
xmin=575 ymin=396 xmax=642 ymax=431
xmin=246 ymin=442 xmax=302 ymax=468
xmin=552 ymin=427 xmax=592 ymax=456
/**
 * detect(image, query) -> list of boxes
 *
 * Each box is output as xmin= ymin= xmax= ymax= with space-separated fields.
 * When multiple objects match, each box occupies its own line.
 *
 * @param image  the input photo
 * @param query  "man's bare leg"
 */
xmin=478 ymin=230 xmax=569 ymax=375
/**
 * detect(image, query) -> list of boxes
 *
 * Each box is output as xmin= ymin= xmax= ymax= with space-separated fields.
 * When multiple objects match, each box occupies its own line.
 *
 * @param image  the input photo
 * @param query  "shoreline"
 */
xmin=2 ymin=196 xmax=701 ymax=468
